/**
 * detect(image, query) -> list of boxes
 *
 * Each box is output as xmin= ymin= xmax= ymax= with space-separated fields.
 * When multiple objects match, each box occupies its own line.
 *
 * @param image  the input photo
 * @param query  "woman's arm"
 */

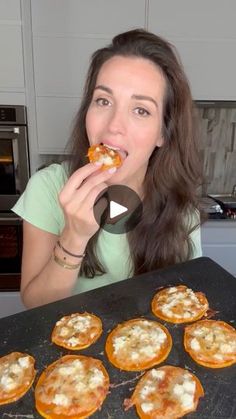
xmin=20 ymin=221 xmax=86 ymax=308
xmin=20 ymin=163 xmax=116 ymax=308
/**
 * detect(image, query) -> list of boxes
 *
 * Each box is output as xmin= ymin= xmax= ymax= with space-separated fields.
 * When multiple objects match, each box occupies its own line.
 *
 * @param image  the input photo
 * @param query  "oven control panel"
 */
xmin=0 ymin=107 xmax=16 ymax=123
xmin=0 ymin=105 xmax=27 ymax=125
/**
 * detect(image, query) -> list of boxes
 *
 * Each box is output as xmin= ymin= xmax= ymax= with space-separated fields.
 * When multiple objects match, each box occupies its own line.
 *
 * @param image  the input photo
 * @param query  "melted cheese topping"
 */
xmin=0 ymin=356 xmax=30 ymax=392
xmin=35 ymin=355 xmax=109 ymax=416
xmin=113 ymin=320 xmax=166 ymax=360
xmin=106 ymin=318 xmax=171 ymax=370
xmin=185 ymin=320 xmax=236 ymax=366
xmin=52 ymin=312 xmax=102 ymax=349
xmin=97 ymin=154 xmax=114 ymax=165
xmin=0 ymin=352 xmax=35 ymax=403
xmin=125 ymin=365 xmax=204 ymax=418
xmin=87 ymin=144 xmax=122 ymax=169
xmin=152 ymin=285 xmax=208 ymax=322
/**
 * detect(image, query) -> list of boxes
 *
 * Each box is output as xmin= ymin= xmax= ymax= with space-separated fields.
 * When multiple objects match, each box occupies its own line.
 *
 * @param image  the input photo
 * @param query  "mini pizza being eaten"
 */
xmin=124 ymin=365 xmax=204 ymax=419
xmin=51 ymin=312 xmax=103 ymax=350
xmin=35 ymin=354 xmax=110 ymax=418
xmin=0 ymin=352 xmax=36 ymax=405
xmin=151 ymin=285 xmax=209 ymax=323
xmin=87 ymin=143 xmax=124 ymax=170
xmin=105 ymin=318 xmax=172 ymax=371
xmin=184 ymin=319 xmax=236 ymax=368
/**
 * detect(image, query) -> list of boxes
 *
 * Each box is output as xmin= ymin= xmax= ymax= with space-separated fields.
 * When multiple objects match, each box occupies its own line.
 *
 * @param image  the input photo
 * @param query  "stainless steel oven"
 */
xmin=0 ymin=105 xmax=30 ymax=290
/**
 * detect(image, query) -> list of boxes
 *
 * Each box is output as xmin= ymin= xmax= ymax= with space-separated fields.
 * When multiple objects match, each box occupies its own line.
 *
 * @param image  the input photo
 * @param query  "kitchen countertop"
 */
xmin=207 ymin=216 xmax=236 ymax=221
xmin=202 ymin=219 xmax=236 ymax=226
xmin=207 ymin=216 xmax=236 ymax=220
xmin=0 ymin=257 xmax=235 ymax=418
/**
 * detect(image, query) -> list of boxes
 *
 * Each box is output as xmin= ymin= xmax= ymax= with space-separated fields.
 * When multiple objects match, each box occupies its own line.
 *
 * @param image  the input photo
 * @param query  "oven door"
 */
xmin=0 ymin=213 xmax=22 ymax=290
xmin=0 ymin=125 xmax=29 ymax=210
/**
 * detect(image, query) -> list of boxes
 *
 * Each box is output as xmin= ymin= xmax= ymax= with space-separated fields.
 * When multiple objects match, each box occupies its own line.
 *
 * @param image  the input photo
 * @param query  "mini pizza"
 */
xmin=87 ymin=143 xmax=123 ymax=170
xmin=124 ymin=365 xmax=204 ymax=418
xmin=184 ymin=319 xmax=236 ymax=368
xmin=0 ymin=352 xmax=36 ymax=405
xmin=35 ymin=354 xmax=110 ymax=418
xmin=51 ymin=312 xmax=103 ymax=350
xmin=105 ymin=318 xmax=172 ymax=371
xmin=151 ymin=285 xmax=209 ymax=323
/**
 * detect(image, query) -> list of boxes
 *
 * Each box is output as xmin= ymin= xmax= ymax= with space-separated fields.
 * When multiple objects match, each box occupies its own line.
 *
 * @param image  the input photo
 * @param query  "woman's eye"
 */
xmin=95 ymin=98 xmax=110 ymax=106
xmin=134 ymin=107 xmax=150 ymax=117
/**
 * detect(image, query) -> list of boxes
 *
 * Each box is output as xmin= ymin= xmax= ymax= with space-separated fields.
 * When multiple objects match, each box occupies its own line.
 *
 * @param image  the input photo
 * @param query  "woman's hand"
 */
xmin=58 ymin=163 xmax=116 ymax=250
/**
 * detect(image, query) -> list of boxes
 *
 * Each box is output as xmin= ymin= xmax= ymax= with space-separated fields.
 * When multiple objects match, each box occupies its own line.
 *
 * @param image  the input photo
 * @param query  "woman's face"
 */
xmin=86 ymin=55 xmax=166 ymax=193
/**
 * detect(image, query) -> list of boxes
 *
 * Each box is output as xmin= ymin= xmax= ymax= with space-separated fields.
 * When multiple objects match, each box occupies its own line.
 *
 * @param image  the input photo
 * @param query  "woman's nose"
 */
xmin=107 ymin=108 xmax=126 ymax=134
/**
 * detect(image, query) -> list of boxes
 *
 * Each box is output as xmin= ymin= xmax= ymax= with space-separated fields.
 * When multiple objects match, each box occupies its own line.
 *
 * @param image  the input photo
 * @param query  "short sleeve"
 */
xmin=188 ymin=210 xmax=202 ymax=258
xmin=190 ymin=224 xmax=202 ymax=258
xmin=12 ymin=164 xmax=67 ymax=235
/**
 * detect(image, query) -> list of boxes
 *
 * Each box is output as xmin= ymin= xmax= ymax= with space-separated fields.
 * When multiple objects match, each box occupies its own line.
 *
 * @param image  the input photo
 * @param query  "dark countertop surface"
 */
xmin=0 ymin=257 xmax=235 ymax=418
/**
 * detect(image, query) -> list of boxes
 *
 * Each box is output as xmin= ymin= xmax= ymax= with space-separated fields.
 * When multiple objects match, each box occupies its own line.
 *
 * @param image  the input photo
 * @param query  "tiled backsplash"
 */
xmin=196 ymin=101 xmax=236 ymax=195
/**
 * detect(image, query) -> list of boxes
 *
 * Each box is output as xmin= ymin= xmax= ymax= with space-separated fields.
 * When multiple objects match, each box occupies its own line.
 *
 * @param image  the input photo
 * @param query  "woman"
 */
xmin=12 ymin=29 xmax=203 ymax=308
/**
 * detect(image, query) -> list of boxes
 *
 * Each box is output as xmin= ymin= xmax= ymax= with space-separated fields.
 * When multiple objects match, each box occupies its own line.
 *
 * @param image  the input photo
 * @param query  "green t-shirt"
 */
xmin=12 ymin=163 xmax=202 ymax=294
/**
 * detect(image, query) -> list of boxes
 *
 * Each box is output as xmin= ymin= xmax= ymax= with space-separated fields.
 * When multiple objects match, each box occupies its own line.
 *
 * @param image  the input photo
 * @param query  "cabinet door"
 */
xmin=201 ymin=222 xmax=236 ymax=277
xmin=31 ymin=0 xmax=146 ymax=154
xmin=202 ymin=246 xmax=236 ymax=277
xmin=32 ymin=0 xmax=146 ymax=35
xmin=0 ymin=0 xmax=21 ymax=20
xmin=0 ymin=292 xmax=25 ymax=319
xmin=0 ymin=0 xmax=24 ymax=92
xmin=148 ymin=0 xmax=236 ymax=100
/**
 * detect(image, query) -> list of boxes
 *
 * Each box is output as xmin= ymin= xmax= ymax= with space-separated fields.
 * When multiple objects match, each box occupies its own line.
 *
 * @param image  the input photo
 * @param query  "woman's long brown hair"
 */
xmin=66 ymin=29 xmax=203 ymax=277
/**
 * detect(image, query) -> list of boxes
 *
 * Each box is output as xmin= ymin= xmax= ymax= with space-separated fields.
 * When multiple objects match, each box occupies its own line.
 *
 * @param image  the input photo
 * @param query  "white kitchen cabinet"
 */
xmin=30 ymin=0 xmax=146 ymax=155
xmin=0 ymin=0 xmax=21 ymax=20
xmin=0 ymin=25 xmax=24 ymax=90
xmin=0 ymin=0 xmax=25 ymax=104
xmin=201 ymin=221 xmax=236 ymax=277
xmin=0 ymin=292 xmax=25 ymax=319
xmin=36 ymin=96 xmax=80 ymax=153
xmin=31 ymin=0 xmax=146 ymax=36
xmin=148 ymin=0 xmax=236 ymax=100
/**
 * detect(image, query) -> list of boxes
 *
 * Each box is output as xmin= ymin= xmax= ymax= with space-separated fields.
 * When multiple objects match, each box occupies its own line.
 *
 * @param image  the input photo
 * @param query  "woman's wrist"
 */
xmin=59 ymin=230 xmax=88 ymax=257
xmin=57 ymin=240 xmax=85 ymax=259
xmin=52 ymin=247 xmax=82 ymax=270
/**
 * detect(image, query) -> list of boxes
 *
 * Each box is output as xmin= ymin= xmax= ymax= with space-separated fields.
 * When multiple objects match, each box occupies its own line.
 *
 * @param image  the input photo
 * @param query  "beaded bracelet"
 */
xmin=53 ymin=248 xmax=81 ymax=270
xmin=57 ymin=240 xmax=85 ymax=259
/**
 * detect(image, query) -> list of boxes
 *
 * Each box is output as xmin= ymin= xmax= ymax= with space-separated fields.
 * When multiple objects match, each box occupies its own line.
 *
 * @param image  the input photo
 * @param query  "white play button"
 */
xmin=93 ymin=185 xmax=143 ymax=234
xmin=110 ymin=200 xmax=128 ymax=219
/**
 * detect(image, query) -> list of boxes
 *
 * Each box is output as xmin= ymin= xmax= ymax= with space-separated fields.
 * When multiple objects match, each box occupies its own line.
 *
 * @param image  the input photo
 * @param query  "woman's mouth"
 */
xmin=102 ymin=143 xmax=128 ymax=161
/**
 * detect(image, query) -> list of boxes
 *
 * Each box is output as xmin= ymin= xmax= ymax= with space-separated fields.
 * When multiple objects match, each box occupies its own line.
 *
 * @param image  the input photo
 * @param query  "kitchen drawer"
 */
xmin=201 ymin=221 xmax=236 ymax=244
xmin=202 ymin=245 xmax=236 ymax=277
xmin=0 ymin=292 xmax=25 ymax=319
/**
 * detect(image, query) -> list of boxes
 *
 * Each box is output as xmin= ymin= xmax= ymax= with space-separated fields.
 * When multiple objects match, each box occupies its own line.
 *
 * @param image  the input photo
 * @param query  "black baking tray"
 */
xmin=0 ymin=257 xmax=235 ymax=418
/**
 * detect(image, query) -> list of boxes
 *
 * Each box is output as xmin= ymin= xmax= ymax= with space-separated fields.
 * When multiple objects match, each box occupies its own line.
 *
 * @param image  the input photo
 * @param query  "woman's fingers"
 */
xmin=59 ymin=163 xmax=117 ymax=240
xmin=84 ymin=182 xmax=109 ymax=212
xmin=61 ymin=182 xmax=109 ymax=240
xmin=62 ymin=180 xmax=108 ymax=218
xmin=61 ymin=163 xmax=102 ymax=198
xmin=60 ymin=164 xmax=116 ymax=207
